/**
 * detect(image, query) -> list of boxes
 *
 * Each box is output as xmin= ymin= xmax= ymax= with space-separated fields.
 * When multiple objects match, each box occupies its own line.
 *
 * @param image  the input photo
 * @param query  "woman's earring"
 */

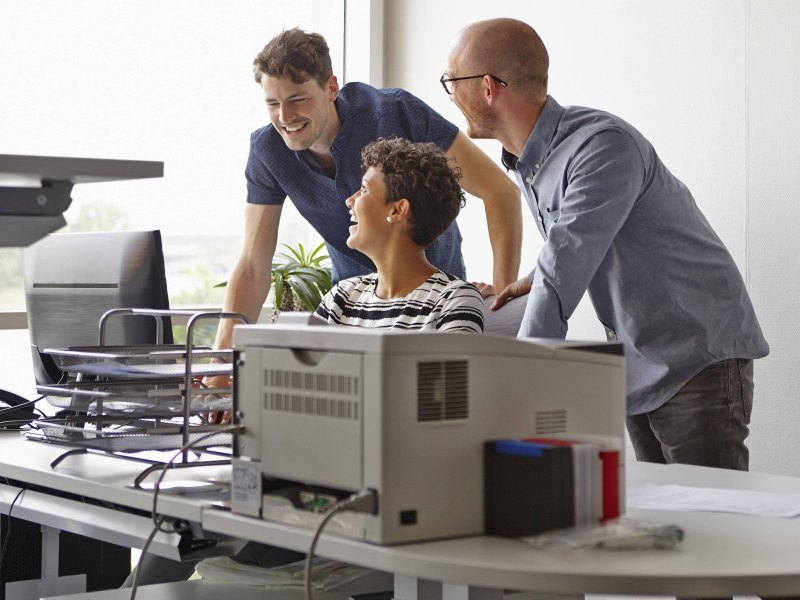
xmin=386 ymin=216 xmax=393 ymax=223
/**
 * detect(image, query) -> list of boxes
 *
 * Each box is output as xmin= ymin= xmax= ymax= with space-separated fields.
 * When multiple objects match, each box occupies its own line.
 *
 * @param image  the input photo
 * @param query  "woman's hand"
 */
xmin=471 ymin=281 xmax=496 ymax=298
xmin=201 ymin=374 xmax=233 ymax=425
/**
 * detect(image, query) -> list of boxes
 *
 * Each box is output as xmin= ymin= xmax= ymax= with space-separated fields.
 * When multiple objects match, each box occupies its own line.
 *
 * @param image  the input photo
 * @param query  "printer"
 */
xmin=231 ymin=324 xmax=626 ymax=545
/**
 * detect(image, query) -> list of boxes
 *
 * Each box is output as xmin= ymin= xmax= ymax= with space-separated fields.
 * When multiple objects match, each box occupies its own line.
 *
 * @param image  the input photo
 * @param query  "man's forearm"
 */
xmin=213 ymin=269 xmax=271 ymax=350
xmin=445 ymin=132 xmax=523 ymax=290
xmin=486 ymin=178 xmax=523 ymax=291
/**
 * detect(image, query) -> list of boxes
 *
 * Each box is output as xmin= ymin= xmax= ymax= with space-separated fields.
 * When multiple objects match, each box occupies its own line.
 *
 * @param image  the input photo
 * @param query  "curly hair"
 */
xmin=361 ymin=138 xmax=465 ymax=248
xmin=253 ymin=28 xmax=333 ymax=87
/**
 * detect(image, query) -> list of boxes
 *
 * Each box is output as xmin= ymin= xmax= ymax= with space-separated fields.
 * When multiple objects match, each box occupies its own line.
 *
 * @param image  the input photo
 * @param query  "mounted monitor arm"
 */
xmin=2 ymin=180 xmax=74 ymax=216
xmin=0 ymin=153 xmax=163 ymax=247
xmin=0 ymin=180 xmax=74 ymax=246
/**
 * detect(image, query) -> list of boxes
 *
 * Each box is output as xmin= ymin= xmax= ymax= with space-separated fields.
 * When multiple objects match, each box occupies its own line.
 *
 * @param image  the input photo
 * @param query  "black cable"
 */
xmin=304 ymin=502 xmax=349 ymax=600
xmin=128 ymin=516 xmax=163 ymax=600
xmin=0 ymin=394 xmax=44 ymax=415
xmin=149 ymin=425 xmax=242 ymax=532
xmin=0 ymin=418 xmax=39 ymax=429
xmin=0 ymin=395 xmax=46 ymax=429
xmin=303 ymin=490 xmax=378 ymax=600
xmin=0 ymin=487 xmax=26 ymax=573
xmin=0 ymin=394 xmax=47 ymax=429
xmin=128 ymin=425 xmax=243 ymax=600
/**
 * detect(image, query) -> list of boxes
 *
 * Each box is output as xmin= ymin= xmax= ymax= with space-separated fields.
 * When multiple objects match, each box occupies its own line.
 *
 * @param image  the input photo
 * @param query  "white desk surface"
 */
xmin=0 ymin=431 xmax=229 ymax=520
xmin=42 ymin=578 xmax=389 ymax=600
xmin=6 ymin=429 xmax=800 ymax=596
xmin=43 ymin=581 xmax=264 ymax=600
xmin=0 ymin=431 xmax=234 ymax=559
xmin=203 ymin=462 xmax=800 ymax=597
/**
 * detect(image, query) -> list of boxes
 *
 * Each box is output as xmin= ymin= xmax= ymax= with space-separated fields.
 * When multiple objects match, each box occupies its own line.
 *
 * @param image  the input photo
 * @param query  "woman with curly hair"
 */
xmin=315 ymin=137 xmax=484 ymax=332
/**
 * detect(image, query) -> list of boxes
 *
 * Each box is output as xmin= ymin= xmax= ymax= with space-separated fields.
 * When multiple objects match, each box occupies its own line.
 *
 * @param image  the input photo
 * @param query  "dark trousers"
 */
xmin=626 ymin=358 xmax=752 ymax=471
xmin=122 ymin=542 xmax=303 ymax=587
xmin=627 ymin=359 xmax=798 ymax=600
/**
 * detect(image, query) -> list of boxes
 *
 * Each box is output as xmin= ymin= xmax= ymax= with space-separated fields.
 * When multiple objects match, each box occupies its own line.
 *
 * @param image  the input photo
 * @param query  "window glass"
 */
xmin=0 ymin=0 xmax=344 ymax=310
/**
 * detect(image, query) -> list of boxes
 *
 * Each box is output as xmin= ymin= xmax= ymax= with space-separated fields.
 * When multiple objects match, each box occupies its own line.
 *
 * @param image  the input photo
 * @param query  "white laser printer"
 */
xmin=231 ymin=324 xmax=625 ymax=545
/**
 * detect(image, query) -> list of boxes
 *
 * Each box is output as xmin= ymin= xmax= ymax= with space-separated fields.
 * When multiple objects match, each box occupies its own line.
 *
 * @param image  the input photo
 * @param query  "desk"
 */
xmin=0 ymin=431 xmax=234 ymax=599
xmin=0 ymin=431 xmax=230 ymax=545
xmin=4 ymin=430 xmax=800 ymax=598
xmin=41 ymin=579 xmax=395 ymax=600
xmin=202 ymin=462 xmax=800 ymax=598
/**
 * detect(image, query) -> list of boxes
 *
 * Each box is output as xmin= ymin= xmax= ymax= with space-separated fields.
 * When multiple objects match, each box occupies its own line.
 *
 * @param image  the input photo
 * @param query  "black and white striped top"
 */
xmin=315 ymin=271 xmax=484 ymax=333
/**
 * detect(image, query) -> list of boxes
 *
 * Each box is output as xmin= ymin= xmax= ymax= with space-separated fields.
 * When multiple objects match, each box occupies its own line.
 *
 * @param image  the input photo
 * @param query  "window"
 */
xmin=0 ymin=0 xmax=345 ymax=310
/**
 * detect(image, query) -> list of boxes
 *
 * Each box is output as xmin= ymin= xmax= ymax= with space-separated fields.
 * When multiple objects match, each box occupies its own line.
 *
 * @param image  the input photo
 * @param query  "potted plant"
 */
xmin=215 ymin=241 xmax=333 ymax=315
xmin=270 ymin=242 xmax=333 ymax=312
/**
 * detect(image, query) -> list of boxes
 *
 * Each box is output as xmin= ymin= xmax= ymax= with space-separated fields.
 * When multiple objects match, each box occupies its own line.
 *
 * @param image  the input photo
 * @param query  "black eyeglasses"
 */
xmin=439 ymin=73 xmax=508 ymax=95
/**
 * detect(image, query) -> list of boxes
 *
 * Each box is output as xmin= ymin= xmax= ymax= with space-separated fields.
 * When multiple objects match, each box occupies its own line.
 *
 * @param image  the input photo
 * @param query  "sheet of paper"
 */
xmin=65 ymin=361 xmax=232 ymax=379
xmin=627 ymin=483 xmax=800 ymax=518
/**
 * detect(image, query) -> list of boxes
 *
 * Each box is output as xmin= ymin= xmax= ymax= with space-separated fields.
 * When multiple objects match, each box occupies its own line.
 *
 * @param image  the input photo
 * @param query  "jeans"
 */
xmin=626 ymin=359 xmax=796 ymax=600
xmin=626 ymin=358 xmax=753 ymax=470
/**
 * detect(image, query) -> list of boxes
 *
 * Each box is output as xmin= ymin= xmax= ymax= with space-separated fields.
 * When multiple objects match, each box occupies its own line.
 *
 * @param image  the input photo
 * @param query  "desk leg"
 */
xmin=394 ymin=574 xmax=584 ymax=600
xmin=395 ymin=574 xmax=444 ymax=600
xmin=442 ymin=582 xmax=503 ymax=600
xmin=4 ymin=525 xmax=86 ymax=600
xmin=393 ymin=575 xmax=582 ymax=600
xmin=394 ymin=575 xmax=504 ymax=600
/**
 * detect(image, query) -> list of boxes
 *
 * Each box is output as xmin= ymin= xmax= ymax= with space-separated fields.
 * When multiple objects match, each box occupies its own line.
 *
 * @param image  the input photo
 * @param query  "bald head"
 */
xmin=451 ymin=18 xmax=549 ymax=100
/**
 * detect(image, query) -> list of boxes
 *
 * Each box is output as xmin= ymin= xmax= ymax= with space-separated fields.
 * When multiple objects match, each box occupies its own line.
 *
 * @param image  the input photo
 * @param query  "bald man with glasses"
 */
xmin=444 ymin=18 xmax=769 ymax=474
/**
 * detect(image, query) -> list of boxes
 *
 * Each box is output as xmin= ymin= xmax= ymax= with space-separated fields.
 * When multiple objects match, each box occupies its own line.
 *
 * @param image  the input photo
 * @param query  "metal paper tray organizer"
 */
xmin=31 ymin=308 xmax=248 ymax=459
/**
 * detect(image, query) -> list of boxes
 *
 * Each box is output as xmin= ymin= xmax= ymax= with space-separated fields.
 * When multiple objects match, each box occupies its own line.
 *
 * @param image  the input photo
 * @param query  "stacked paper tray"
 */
xmin=26 ymin=420 xmax=233 ymax=453
xmin=45 ymin=344 xmax=227 ymax=370
xmin=36 ymin=379 xmax=232 ymax=415
xmin=38 ymin=345 xmax=233 ymax=416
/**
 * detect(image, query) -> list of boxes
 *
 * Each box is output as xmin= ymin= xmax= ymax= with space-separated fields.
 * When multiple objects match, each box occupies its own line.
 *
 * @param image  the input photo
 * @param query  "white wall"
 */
xmin=385 ymin=0 xmax=800 ymax=475
xmin=746 ymin=0 xmax=800 ymax=474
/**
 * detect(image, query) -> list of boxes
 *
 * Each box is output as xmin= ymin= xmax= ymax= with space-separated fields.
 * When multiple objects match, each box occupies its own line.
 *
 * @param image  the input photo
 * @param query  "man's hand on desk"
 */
xmin=489 ymin=275 xmax=532 ymax=311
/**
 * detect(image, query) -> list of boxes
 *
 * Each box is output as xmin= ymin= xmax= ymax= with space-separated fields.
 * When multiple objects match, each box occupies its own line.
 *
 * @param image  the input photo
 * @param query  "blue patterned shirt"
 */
xmin=506 ymin=96 xmax=769 ymax=415
xmin=245 ymin=82 xmax=464 ymax=282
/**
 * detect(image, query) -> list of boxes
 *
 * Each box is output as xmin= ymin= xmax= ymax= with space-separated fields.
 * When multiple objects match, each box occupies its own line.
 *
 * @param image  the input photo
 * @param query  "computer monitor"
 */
xmin=22 ymin=230 xmax=172 ymax=385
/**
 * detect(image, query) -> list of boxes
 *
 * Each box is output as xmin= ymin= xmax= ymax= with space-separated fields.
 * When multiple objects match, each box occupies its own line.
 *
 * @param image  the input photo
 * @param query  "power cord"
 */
xmin=0 ymin=394 xmax=44 ymax=415
xmin=129 ymin=424 xmax=243 ymax=600
xmin=0 ymin=479 xmax=26 ymax=574
xmin=303 ymin=489 xmax=378 ymax=600
xmin=0 ymin=394 xmax=45 ymax=429
xmin=128 ymin=516 xmax=165 ymax=600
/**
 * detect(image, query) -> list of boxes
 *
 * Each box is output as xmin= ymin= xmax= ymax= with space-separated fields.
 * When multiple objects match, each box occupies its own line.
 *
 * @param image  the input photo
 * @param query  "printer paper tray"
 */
xmin=26 ymin=420 xmax=232 ymax=453
xmin=37 ymin=380 xmax=231 ymax=416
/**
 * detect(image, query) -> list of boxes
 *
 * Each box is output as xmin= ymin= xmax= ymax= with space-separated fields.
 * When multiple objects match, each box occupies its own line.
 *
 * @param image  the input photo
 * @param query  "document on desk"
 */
xmin=65 ymin=361 xmax=232 ymax=379
xmin=628 ymin=483 xmax=800 ymax=518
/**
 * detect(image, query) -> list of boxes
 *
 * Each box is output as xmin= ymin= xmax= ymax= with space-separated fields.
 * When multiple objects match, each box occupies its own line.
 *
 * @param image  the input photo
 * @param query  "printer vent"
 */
xmin=534 ymin=409 xmax=568 ymax=434
xmin=263 ymin=369 xmax=360 ymax=421
xmin=264 ymin=369 xmax=360 ymax=396
xmin=264 ymin=392 xmax=359 ymax=420
xmin=417 ymin=360 xmax=468 ymax=422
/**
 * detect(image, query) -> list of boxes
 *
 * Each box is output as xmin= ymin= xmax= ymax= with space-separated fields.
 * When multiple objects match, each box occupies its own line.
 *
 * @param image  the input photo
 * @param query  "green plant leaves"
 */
xmin=213 ymin=242 xmax=332 ymax=311
xmin=270 ymin=242 xmax=333 ymax=312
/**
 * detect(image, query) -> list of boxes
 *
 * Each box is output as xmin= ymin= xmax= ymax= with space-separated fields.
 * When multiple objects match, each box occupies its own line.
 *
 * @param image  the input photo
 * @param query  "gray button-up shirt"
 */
xmin=505 ymin=96 xmax=769 ymax=415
